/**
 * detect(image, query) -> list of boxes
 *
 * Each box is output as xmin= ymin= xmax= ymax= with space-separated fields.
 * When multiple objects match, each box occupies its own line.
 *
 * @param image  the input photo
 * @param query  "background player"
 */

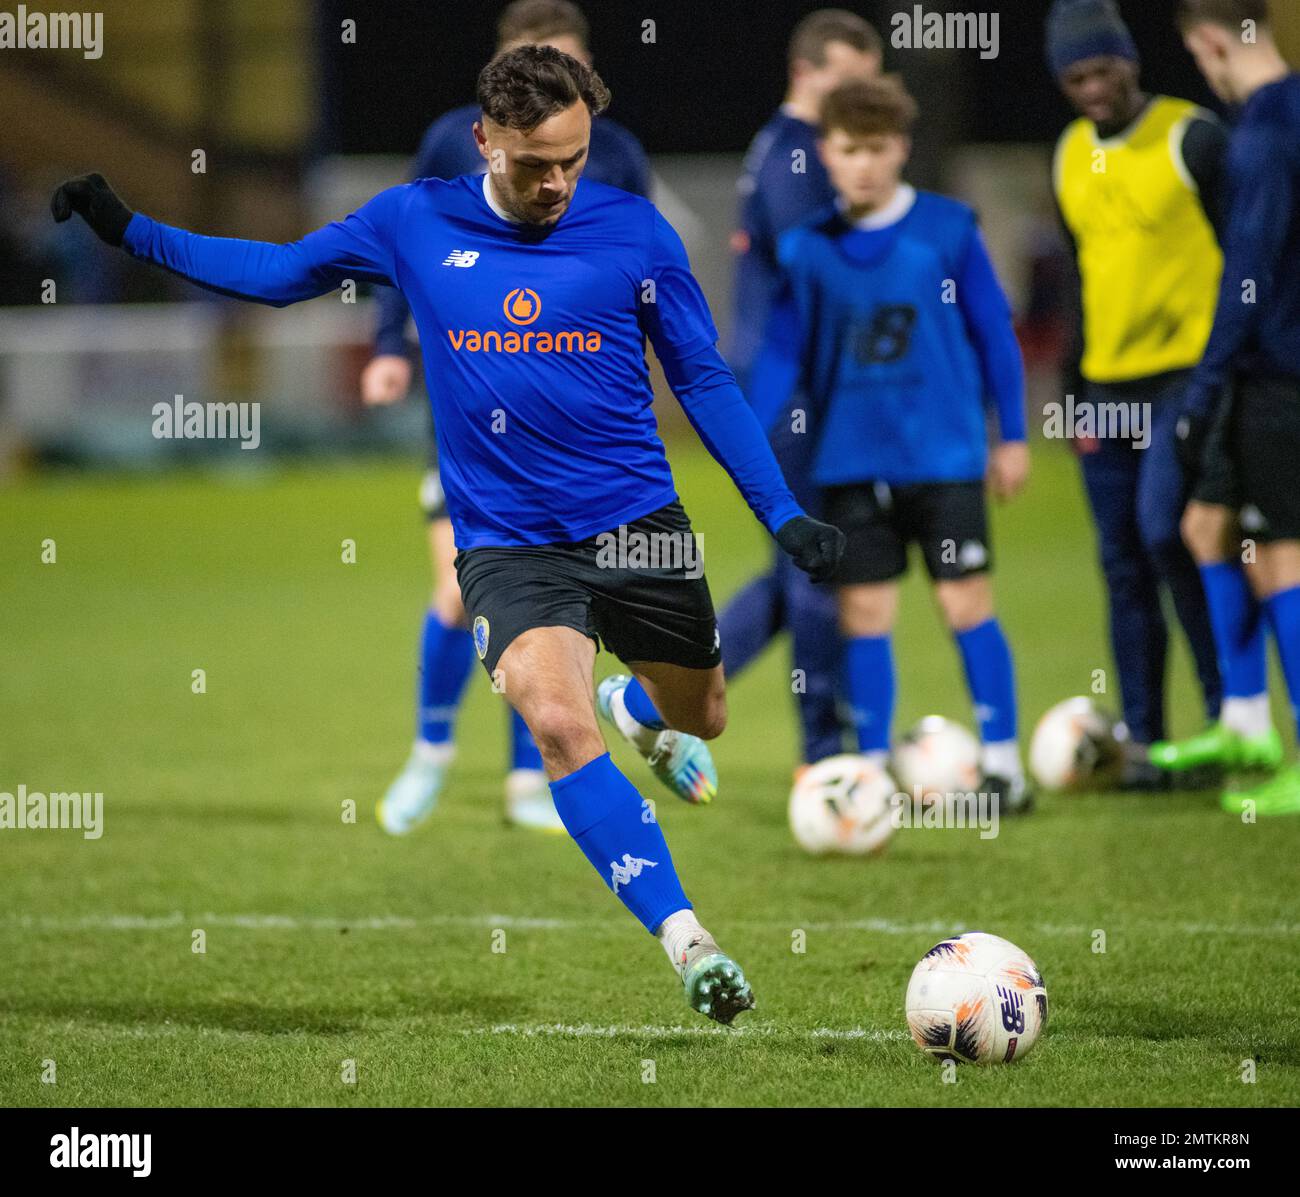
xmin=749 ymin=78 xmax=1033 ymax=812
xmin=716 ymin=9 xmax=882 ymax=771
xmin=52 ymin=46 xmax=845 ymax=1019
xmin=361 ymin=0 xmax=651 ymax=836
xmin=1047 ymin=0 xmax=1237 ymax=790
xmin=1171 ymin=0 xmax=1300 ymax=814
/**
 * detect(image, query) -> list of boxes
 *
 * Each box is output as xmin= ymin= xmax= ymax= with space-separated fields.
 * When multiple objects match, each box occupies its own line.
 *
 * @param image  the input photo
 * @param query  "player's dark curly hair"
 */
xmin=477 ymin=44 xmax=610 ymax=132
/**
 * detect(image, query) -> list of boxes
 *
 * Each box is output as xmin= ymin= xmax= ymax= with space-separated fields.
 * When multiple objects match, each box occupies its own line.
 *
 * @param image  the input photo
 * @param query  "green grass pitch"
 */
xmin=2 ymin=439 xmax=1297 ymax=1107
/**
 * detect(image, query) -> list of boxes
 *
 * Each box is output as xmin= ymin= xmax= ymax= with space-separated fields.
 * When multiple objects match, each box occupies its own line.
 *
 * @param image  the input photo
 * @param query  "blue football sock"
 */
xmin=846 ymin=635 xmax=894 ymax=753
xmin=1267 ymin=587 xmax=1300 ymax=740
xmin=1200 ymin=562 xmax=1268 ymax=699
xmin=509 ymin=708 xmax=544 ymax=771
xmin=549 ymin=753 xmax=690 ymax=933
xmin=955 ymin=618 xmax=1018 ymax=744
xmin=417 ymin=611 xmax=474 ymax=745
xmin=622 ymin=677 xmax=666 ymax=731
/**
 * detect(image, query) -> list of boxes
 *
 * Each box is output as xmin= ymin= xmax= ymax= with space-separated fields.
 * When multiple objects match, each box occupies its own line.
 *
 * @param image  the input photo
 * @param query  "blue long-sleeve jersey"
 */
xmin=123 ymin=174 xmax=803 ymax=549
xmin=728 ymin=109 xmax=836 ymax=389
xmin=374 ymin=103 xmax=651 ymax=357
xmin=1186 ymin=73 xmax=1300 ymax=415
xmin=749 ymin=188 xmax=1026 ymax=486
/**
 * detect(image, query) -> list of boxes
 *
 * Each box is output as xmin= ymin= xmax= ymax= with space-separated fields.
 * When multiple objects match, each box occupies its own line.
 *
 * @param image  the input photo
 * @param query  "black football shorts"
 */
xmin=823 ymin=480 xmax=992 ymax=585
xmin=454 ymin=499 xmax=721 ymax=676
xmin=1234 ymin=376 xmax=1300 ymax=543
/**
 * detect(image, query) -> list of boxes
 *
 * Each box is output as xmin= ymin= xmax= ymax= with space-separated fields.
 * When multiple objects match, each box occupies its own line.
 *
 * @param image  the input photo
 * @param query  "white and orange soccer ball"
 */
xmin=892 ymin=716 xmax=981 ymax=798
xmin=1029 ymin=696 xmax=1123 ymax=791
xmin=905 ymin=931 xmax=1048 ymax=1065
xmin=788 ymin=754 xmax=897 ymax=856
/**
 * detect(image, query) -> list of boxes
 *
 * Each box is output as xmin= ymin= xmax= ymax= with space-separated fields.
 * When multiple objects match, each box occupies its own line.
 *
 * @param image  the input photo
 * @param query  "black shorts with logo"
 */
xmin=454 ymin=500 xmax=721 ymax=676
xmin=824 ymin=480 xmax=992 ymax=585
xmin=1234 ymin=376 xmax=1300 ymax=543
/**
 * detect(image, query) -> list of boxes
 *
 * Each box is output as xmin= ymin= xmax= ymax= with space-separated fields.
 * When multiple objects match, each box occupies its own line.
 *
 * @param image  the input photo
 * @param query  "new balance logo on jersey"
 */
xmin=610 ymin=852 xmax=657 ymax=894
xmin=442 ymin=249 xmax=480 ymax=268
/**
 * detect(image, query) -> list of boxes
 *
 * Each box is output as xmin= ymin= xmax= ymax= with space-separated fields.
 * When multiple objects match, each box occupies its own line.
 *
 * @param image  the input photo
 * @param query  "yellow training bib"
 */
xmin=1055 ymin=97 xmax=1222 ymax=384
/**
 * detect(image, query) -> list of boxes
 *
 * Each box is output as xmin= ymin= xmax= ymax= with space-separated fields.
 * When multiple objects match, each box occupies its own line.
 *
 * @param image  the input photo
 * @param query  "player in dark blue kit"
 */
xmin=359 ymin=1 xmax=652 ymax=837
xmin=52 ymin=46 xmax=844 ymax=1021
xmin=749 ymin=78 xmax=1035 ymax=813
xmin=1169 ymin=0 xmax=1300 ymax=816
xmin=716 ymin=9 xmax=882 ymax=771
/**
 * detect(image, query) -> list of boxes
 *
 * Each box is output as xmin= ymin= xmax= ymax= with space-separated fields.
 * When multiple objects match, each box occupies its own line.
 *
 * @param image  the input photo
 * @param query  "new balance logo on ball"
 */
xmin=442 ymin=249 xmax=480 ymax=268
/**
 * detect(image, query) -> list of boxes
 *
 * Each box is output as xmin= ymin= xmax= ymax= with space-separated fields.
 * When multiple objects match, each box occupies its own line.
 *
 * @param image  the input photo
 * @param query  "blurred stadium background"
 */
xmin=5 ymin=0 xmax=1298 ymax=471
xmin=6 ymin=1 xmax=1300 ymax=1111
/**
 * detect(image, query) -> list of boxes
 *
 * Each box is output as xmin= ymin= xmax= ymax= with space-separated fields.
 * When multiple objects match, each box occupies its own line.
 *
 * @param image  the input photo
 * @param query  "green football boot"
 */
xmin=676 ymin=933 xmax=755 ymax=1025
xmin=1221 ymin=762 xmax=1300 ymax=817
xmin=1148 ymin=723 xmax=1283 ymax=773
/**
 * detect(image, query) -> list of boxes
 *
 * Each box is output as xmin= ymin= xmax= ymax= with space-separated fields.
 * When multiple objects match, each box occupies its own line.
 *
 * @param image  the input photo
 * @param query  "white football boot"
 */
xmin=376 ymin=741 xmax=452 ymax=834
xmin=504 ymin=768 xmax=565 ymax=834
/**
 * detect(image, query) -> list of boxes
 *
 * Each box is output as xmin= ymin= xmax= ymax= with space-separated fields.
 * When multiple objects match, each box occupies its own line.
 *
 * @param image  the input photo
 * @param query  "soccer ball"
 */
xmin=788 ymin=754 xmax=897 ymax=856
xmin=905 ymin=931 xmax=1048 ymax=1065
xmin=892 ymin=716 xmax=981 ymax=798
xmin=1029 ymin=696 xmax=1122 ymax=791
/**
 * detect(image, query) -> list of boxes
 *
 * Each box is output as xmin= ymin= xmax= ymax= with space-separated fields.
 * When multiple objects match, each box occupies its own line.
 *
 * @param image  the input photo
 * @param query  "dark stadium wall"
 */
xmin=313 ymin=0 xmax=1229 ymax=158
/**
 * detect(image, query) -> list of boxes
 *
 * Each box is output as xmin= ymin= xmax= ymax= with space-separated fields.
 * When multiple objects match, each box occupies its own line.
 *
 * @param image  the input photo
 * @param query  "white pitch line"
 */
xmin=461 ymin=1023 xmax=909 ymax=1041
xmin=3 ymin=913 xmax=1298 ymax=937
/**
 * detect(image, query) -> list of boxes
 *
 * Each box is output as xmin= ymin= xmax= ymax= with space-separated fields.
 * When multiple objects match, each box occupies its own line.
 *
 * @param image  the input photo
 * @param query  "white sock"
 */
xmin=657 ymin=909 xmax=710 ymax=969
xmin=981 ymin=739 xmax=1023 ymax=780
xmin=414 ymin=739 xmax=455 ymax=765
xmin=611 ymin=686 xmax=661 ymax=753
xmin=1221 ymin=694 xmax=1272 ymax=738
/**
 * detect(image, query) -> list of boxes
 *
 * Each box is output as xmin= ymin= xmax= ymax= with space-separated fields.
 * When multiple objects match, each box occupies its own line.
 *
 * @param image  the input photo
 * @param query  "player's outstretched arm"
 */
xmin=52 ymin=173 xmax=402 ymax=307
xmin=640 ymin=211 xmax=843 ymax=582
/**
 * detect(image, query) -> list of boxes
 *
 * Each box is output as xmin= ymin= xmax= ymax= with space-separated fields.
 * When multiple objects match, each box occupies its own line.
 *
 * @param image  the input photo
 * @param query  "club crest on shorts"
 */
xmin=473 ymin=615 xmax=490 ymax=660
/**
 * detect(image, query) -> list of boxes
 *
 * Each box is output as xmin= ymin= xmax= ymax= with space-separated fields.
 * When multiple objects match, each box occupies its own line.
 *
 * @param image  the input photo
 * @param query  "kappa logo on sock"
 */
xmin=472 ymin=616 xmax=490 ymax=660
xmin=610 ymin=852 xmax=657 ymax=894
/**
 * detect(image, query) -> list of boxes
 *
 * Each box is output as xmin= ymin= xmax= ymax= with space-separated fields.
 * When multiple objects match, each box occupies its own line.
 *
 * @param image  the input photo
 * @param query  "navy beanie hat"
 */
xmin=1046 ymin=0 xmax=1139 ymax=76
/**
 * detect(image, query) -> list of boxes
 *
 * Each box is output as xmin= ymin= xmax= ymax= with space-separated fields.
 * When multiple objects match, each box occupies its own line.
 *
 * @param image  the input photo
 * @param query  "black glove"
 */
xmin=51 ymin=173 xmax=133 ymax=247
xmin=776 ymin=515 xmax=846 ymax=584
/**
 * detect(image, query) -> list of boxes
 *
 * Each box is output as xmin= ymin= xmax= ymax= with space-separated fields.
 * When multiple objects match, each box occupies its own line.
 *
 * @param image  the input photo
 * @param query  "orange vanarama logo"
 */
xmin=447 ymin=287 xmax=602 ymax=355
xmin=504 ymin=288 xmax=541 ymax=325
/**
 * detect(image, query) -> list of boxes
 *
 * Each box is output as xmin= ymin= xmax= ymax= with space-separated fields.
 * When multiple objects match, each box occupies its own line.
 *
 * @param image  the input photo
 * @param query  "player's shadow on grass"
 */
xmin=1086 ymin=1000 xmax=1300 ymax=1064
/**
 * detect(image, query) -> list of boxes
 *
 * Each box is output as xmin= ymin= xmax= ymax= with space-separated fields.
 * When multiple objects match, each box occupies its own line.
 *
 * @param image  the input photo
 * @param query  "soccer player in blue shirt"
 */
xmin=52 ymin=46 xmax=844 ymax=1021
xmin=718 ymin=9 xmax=882 ymax=770
xmin=749 ymin=77 xmax=1035 ymax=813
xmin=359 ymin=1 xmax=652 ymax=837
xmin=1169 ymin=0 xmax=1300 ymax=816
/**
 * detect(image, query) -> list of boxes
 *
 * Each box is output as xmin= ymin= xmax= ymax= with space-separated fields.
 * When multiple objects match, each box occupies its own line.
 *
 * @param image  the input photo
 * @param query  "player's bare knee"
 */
xmin=433 ymin=580 xmax=466 ymax=627
xmin=1181 ymin=505 xmax=1224 ymax=563
xmin=937 ymin=578 xmax=993 ymax=631
xmin=525 ymin=698 xmax=600 ymax=760
xmin=691 ymin=693 xmax=728 ymax=740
